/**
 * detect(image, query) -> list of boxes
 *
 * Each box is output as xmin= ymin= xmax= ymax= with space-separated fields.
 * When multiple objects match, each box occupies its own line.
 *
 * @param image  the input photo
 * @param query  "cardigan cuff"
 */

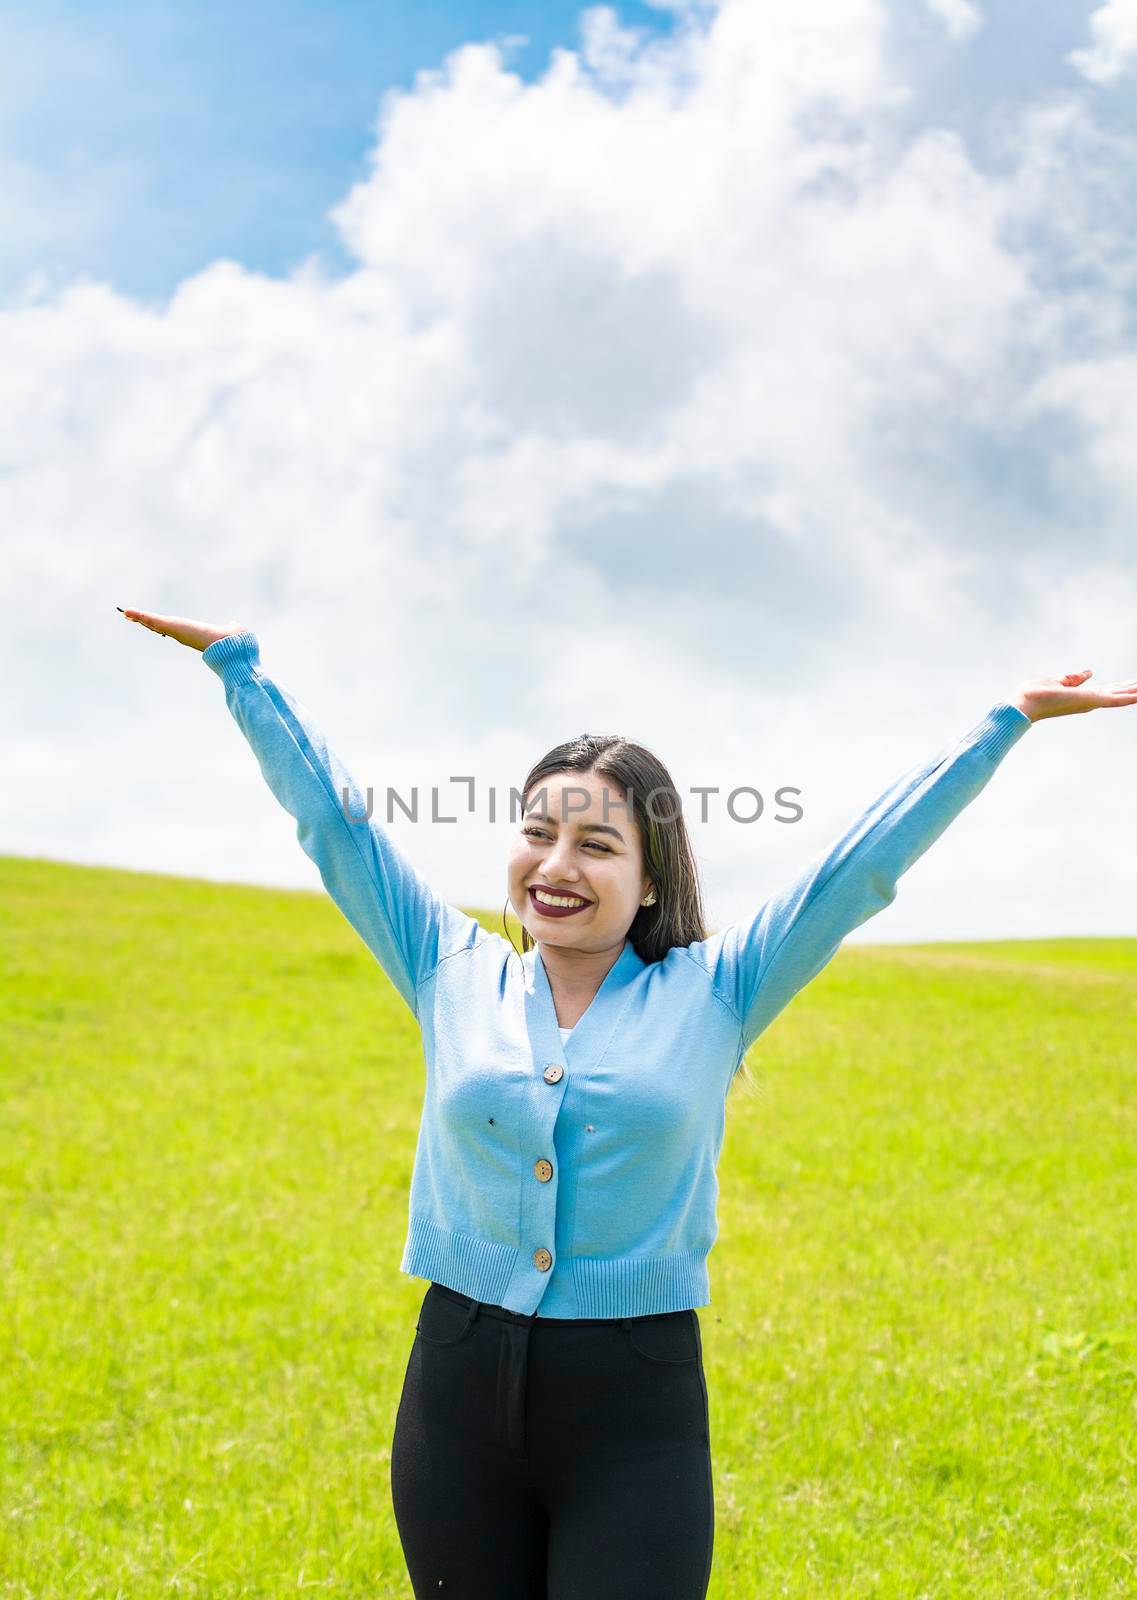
xmin=972 ymin=701 xmax=1033 ymax=761
xmin=202 ymin=629 xmax=262 ymax=687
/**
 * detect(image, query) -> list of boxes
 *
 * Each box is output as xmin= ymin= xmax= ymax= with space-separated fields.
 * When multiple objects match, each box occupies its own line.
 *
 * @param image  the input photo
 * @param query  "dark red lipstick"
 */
xmin=528 ymin=885 xmax=592 ymax=918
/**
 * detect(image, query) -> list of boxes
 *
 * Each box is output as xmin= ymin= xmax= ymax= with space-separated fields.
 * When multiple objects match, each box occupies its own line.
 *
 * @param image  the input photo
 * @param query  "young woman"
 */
xmin=120 ymin=606 xmax=1137 ymax=1599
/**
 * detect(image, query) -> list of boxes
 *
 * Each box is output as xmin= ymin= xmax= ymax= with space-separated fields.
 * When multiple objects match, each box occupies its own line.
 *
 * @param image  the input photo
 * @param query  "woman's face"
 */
xmin=507 ymin=769 xmax=654 ymax=953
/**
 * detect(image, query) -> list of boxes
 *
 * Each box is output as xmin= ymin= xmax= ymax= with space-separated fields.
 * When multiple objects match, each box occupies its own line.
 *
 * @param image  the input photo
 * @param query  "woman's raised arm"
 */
xmin=696 ymin=664 xmax=1137 ymax=1065
xmin=707 ymin=701 xmax=1030 ymax=1062
xmin=119 ymin=608 xmax=481 ymax=1019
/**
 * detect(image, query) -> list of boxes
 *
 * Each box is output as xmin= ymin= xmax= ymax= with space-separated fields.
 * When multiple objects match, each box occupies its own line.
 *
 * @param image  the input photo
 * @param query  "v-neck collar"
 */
xmin=523 ymin=938 xmax=645 ymax=1068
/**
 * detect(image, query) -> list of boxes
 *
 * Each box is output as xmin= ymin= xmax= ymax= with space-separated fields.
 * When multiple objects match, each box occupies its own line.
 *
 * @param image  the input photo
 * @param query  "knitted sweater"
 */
xmin=202 ymin=631 xmax=1032 ymax=1317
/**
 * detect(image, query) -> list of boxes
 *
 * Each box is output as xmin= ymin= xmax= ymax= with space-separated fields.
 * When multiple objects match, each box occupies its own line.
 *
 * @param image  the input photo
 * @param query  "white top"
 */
xmin=558 ymin=1025 xmax=574 ymax=1042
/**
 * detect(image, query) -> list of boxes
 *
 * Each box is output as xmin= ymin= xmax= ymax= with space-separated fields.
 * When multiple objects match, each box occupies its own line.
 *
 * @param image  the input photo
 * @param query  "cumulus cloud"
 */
xmin=919 ymin=0 xmax=984 ymax=41
xmin=4 ymin=0 xmax=1137 ymax=939
xmin=1069 ymin=0 xmax=1137 ymax=84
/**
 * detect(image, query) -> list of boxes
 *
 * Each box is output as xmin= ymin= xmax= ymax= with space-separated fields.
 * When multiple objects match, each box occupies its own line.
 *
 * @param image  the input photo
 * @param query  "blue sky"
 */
xmin=1 ymin=0 xmax=677 ymax=299
xmin=5 ymin=0 xmax=1135 ymax=304
xmin=5 ymin=0 xmax=1137 ymax=941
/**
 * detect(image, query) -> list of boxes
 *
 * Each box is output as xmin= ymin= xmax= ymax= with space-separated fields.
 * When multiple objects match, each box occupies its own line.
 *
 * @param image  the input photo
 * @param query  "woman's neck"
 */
xmin=539 ymin=937 xmax=626 ymax=1026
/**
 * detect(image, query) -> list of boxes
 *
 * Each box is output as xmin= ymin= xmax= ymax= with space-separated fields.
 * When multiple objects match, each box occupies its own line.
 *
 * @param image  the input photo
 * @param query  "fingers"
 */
xmin=117 ymin=607 xmax=244 ymax=653
xmin=118 ymin=608 xmax=168 ymax=633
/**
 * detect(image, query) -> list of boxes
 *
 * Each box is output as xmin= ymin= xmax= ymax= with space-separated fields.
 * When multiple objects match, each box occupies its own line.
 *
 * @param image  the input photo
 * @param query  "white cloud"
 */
xmin=919 ymin=0 xmax=984 ymax=42
xmin=3 ymin=0 xmax=1137 ymax=940
xmin=1069 ymin=0 xmax=1137 ymax=84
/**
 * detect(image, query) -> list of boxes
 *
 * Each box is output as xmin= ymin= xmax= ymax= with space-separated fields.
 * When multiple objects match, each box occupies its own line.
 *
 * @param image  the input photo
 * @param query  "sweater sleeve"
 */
xmin=694 ymin=701 xmax=1033 ymax=1061
xmin=201 ymin=630 xmax=482 ymax=1018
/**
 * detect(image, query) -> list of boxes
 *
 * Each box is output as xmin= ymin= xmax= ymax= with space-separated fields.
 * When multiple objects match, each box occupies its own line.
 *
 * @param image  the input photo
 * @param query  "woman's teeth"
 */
xmin=532 ymin=889 xmax=589 ymax=909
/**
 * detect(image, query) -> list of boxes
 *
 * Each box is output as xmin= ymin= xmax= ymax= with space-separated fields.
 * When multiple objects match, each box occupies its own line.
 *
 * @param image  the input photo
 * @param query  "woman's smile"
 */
xmin=528 ymin=884 xmax=593 ymax=918
xmin=508 ymin=769 xmax=653 ymax=946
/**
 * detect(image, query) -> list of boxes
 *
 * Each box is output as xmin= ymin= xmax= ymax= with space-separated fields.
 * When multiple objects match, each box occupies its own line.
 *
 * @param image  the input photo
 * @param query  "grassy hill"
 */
xmin=2 ymin=854 xmax=1135 ymax=1597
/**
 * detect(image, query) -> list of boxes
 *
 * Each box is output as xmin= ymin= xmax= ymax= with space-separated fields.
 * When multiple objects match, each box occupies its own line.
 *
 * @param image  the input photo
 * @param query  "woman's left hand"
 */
xmin=1013 ymin=669 xmax=1137 ymax=723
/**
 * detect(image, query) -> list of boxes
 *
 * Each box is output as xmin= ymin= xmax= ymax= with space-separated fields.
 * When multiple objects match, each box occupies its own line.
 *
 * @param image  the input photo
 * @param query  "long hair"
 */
xmin=502 ymin=732 xmax=757 ymax=1096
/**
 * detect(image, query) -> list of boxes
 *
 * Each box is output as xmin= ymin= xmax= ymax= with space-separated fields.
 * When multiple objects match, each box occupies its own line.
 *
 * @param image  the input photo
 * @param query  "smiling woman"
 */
xmin=118 ymin=606 xmax=1137 ymax=1600
xmin=503 ymin=738 xmax=703 ymax=1031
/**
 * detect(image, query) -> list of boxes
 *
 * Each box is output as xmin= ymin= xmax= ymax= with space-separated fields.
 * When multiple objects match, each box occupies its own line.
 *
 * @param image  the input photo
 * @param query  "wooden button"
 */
xmin=534 ymin=1158 xmax=553 ymax=1182
xmin=543 ymin=1064 xmax=564 ymax=1084
xmin=533 ymin=1248 xmax=552 ymax=1271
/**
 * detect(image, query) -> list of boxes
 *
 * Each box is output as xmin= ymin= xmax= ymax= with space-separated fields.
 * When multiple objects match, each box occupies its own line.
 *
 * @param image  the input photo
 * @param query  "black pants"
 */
xmin=390 ymin=1281 xmax=715 ymax=1598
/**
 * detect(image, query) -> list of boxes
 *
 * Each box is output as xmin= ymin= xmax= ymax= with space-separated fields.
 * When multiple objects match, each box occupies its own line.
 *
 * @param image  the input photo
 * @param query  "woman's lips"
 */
xmin=528 ymin=887 xmax=592 ymax=918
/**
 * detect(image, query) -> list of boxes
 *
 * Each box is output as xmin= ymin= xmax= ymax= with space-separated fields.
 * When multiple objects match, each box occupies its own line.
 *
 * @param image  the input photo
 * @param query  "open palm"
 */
xmin=1015 ymin=668 xmax=1137 ymax=722
xmin=117 ymin=608 xmax=247 ymax=653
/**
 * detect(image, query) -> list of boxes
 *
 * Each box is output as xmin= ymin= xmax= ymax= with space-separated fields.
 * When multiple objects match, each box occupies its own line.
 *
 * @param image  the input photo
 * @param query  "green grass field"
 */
xmin=2 ymin=854 xmax=1135 ymax=1597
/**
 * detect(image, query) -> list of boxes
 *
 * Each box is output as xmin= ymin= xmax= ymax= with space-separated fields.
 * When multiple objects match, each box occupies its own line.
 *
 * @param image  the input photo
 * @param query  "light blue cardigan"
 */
xmin=202 ymin=631 xmax=1032 ymax=1318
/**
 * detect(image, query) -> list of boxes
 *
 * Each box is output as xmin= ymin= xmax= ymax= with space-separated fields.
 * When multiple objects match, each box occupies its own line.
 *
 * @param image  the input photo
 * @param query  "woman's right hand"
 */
xmin=117 ymin=608 xmax=250 ymax=653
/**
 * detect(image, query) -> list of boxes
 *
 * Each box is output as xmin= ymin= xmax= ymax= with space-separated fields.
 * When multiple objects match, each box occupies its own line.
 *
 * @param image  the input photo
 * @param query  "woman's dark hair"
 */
xmin=502 ymin=733 xmax=757 ymax=1095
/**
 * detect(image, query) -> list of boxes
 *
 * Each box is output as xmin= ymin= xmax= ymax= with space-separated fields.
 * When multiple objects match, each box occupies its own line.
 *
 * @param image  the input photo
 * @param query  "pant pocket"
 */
xmin=416 ymin=1284 xmax=479 ymax=1347
xmin=622 ymin=1309 xmax=700 ymax=1365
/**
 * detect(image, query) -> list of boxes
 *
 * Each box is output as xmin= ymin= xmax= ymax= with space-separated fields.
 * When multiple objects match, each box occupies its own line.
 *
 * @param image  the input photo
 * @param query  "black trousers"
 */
xmin=390 ymin=1281 xmax=715 ymax=1598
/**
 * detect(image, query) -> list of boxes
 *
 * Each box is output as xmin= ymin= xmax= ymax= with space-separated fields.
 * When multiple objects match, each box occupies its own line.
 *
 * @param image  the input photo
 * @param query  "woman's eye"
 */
xmin=521 ymin=826 xmax=609 ymax=853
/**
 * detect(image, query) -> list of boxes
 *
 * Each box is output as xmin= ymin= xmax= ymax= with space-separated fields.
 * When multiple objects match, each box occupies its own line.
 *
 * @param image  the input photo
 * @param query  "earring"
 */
xmin=641 ymin=889 xmax=656 ymax=907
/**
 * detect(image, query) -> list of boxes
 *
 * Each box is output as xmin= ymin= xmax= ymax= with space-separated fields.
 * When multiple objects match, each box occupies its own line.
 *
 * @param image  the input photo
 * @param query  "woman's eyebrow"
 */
xmin=526 ymin=811 xmax=626 ymax=843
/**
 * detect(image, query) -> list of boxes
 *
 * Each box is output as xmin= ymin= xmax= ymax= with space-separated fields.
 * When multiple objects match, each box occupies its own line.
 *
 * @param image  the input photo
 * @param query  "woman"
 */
xmin=120 ymin=606 xmax=1136 ymax=1598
